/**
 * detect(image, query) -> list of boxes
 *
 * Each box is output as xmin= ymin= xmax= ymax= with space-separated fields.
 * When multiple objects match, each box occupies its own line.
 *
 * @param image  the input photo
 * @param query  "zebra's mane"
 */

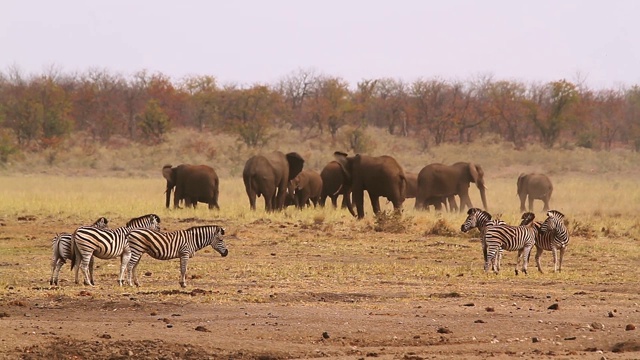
xmin=126 ymin=214 xmax=160 ymax=227
xmin=547 ymin=210 xmax=565 ymax=219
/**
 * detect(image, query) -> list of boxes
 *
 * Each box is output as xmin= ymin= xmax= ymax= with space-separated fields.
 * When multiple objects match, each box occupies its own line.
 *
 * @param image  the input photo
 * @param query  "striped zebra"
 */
xmin=49 ymin=217 xmax=109 ymax=285
xmin=71 ymin=214 xmax=161 ymax=286
xmin=483 ymin=217 xmax=537 ymax=275
xmin=460 ymin=208 xmax=506 ymax=267
xmin=520 ymin=210 xmax=569 ymax=273
xmin=126 ymin=225 xmax=228 ymax=288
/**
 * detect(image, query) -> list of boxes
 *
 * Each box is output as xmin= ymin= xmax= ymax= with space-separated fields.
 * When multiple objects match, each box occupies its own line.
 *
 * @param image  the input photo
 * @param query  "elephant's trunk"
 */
xmin=478 ymin=183 xmax=488 ymax=211
xmin=165 ymin=186 xmax=173 ymax=208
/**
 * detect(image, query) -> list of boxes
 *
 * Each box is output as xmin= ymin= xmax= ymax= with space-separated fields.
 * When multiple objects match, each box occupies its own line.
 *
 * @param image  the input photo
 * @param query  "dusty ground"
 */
xmin=1 ymin=215 xmax=639 ymax=360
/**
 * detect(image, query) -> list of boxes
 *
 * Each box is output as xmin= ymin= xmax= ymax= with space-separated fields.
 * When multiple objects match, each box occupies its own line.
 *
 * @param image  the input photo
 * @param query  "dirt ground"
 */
xmin=1 ymin=216 xmax=639 ymax=360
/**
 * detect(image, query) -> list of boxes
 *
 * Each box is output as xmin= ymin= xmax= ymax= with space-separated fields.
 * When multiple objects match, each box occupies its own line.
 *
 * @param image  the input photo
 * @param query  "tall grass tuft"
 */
xmin=373 ymin=210 xmax=411 ymax=233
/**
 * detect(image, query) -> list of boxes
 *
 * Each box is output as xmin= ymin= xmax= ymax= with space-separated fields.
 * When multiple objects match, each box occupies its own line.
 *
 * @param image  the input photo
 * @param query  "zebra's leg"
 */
xmin=88 ymin=256 xmax=95 ymax=286
xmin=79 ymin=252 xmax=94 ymax=286
xmin=515 ymin=249 xmax=523 ymax=275
xmin=535 ymin=246 xmax=544 ymax=273
xmin=558 ymin=247 xmax=566 ymax=273
xmin=179 ymin=255 xmax=189 ymax=288
xmin=52 ymin=259 xmax=65 ymax=286
xmin=118 ymin=247 xmax=132 ymax=286
xmin=50 ymin=252 xmax=58 ymax=286
xmin=128 ymin=255 xmax=142 ymax=287
xmin=522 ymin=245 xmax=532 ymax=275
xmin=551 ymin=247 xmax=559 ymax=273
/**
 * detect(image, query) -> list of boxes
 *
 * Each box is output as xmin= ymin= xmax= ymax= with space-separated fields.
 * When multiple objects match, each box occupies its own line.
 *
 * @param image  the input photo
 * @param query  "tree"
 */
xmin=181 ymin=75 xmax=220 ymax=131
xmin=487 ymin=80 xmax=529 ymax=148
xmin=137 ymin=99 xmax=170 ymax=144
xmin=524 ymin=80 xmax=579 ymax=148
xmin=221 ymin=85 xmax=280 ymax=147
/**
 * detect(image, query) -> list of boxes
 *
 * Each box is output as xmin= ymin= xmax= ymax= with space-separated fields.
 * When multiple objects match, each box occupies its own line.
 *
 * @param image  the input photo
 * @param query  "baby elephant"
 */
xmin=517 ymin=173 xmax=553 ymax=212
xmin=288 ymin=169 xmax=323 ymax=209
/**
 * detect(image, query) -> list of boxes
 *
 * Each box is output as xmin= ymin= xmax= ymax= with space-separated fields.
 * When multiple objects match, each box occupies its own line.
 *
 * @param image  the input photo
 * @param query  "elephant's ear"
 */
xmin=162 ymin=165 xmax=173 ymax=182
xmin=517 ymin=173 xmax=526 ymax=194
xmin=286 ymin=152 xmax=305 ymax=180
xmin=468 ymin=163 xmax=485 ymax=188
xmin=333 ymin=151 xmax=352 ymax=181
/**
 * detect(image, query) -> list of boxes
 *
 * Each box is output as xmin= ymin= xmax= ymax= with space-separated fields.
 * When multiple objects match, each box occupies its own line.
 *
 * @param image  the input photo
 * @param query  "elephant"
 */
xmin=318 ymin=161 xmax=355 ymax=216
xmin=333 ymin=151 xmax=406 ymax=219
xmin=288 ymin=169 xmax=323 ymax=209
xmin=517 ymin=173 xmax=553 ymax=212
xmin=243 ymin=151 xmax=305 ymax=211
xmin=162 ymin=164 xmax=220 ymax=209
xmin=415 ymin=162 xmax=488 ymax=212
xmin=405 ymin=171 xmax=456 ymax=211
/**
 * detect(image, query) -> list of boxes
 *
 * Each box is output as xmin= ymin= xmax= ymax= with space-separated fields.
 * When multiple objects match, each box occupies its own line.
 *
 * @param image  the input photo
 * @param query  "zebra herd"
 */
xmin=49 ymin=214 xmax=228 ymax=288
xmin=460 ymin=208 xmax=570 ymax=275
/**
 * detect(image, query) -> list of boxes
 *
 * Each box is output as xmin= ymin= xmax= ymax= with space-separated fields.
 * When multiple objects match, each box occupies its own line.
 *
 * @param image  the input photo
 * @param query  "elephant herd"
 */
xmin=163 ymin=151 xmax=554 ymax=218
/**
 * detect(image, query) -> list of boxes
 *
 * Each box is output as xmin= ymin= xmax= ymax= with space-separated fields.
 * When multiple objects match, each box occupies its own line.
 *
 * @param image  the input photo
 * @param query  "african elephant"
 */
xmin=243 ymin=151 xmax=305 ymax=211
xmin=517 ymin=173 xmax=553 ymax=211
xmin=333 ymin=151 xmax=406 ymax=219
xmin=318 ymin=161 xmax=355 ymax=216
xmin=162 ymin=164 xmax=220 ymax=209
xmin=288 ymin=169 xmax=323 ymax=209
xmin=405 ymin=171 xmax=456 ymax=211
xmin=415 ymin=162 xmax=487 ymax=212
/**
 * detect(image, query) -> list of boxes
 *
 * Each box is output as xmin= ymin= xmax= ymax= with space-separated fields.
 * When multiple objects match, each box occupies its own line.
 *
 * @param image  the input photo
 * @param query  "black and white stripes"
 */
xmin=520 ymin=210 xmax=570 ymax=273
xmin=126 ymin=225 xmax=228 ymax=288
xmin=71 ymin=214 xmax=161 ymax=286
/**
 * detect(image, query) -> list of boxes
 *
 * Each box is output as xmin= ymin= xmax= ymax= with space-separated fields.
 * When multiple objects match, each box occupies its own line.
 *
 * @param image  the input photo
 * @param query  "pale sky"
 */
xmin=2 ymin=0 xmax=638 ymax=89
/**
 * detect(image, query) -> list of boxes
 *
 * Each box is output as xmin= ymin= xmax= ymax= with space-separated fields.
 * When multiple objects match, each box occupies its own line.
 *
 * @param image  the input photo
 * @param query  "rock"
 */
xmin=322 ymin=331 xmax=330 ymax=339
xmin=437 ymin=327 xmax=452 ymax=334
xmin=485 ymin=307 xmax=495 ymax=312
xmin=591 ymin=322 xmax=605 ymax=330
xmin=625 ymin=324 xmax=635 ymax=331
xmin=548 ymin=303 xmax=559 ymax=310
xmin=195 ymin=326 xmax=210 ymax=332
xmin=532 ymin=337 xmax=540 ymax=343
xmin=608 ymin=311 xmax=614 ymax=317
xmin=474 ymin=319 xmax=485 ymax=323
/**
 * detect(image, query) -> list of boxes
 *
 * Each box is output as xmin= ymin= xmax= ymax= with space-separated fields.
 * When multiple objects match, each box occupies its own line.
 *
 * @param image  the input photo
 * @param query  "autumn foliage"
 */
xmin=1 ymin=67 xmax=640 ymax=163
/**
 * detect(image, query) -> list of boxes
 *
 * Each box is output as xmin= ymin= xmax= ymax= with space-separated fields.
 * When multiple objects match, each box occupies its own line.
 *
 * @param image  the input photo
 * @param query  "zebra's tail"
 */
xmin=69 ymin=233 xmax=78 ymax=271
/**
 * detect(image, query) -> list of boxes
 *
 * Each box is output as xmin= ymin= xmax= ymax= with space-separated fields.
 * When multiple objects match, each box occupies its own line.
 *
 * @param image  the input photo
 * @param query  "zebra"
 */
xmin=483 ymin=216 xmax=537 ymax=275
xmin=71 ymin=214 xmax=161 ymax=286
xmin=49 ymin=217 xmax=109 ymax=285
xmin=126 ymin=225 xmax=228 ymax=288
xmin=520 ymin=210 xmax=569 ymax=273
xmin=460 ymin=208 xmax=506 ymax=267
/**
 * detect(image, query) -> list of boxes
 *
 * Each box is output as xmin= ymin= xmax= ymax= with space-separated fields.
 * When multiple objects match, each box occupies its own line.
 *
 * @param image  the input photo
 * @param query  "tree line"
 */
xmin=1 ymin=66 xmax=639 ymax=161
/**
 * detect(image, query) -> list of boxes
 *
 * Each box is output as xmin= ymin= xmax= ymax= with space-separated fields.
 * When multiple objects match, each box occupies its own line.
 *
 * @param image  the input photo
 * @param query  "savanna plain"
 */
xmin=0 ymin=129 xmax=639 ymax=360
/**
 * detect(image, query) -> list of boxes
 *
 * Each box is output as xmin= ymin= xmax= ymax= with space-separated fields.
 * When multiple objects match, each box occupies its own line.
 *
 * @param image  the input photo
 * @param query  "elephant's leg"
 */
xmin=369 ymin=193 xmax=381 ymax=215
xmin=543 ymin=197 xmax=550 ymax=211
xmin=459 ymin=195 xmax=473 ymax=213
xmin=535 ymin=246 xmax=544 ymax=273
xmin=528 ymin=197 xmax=534 ymax=212
xmin=448 ymin=196 xmax=458 ymax=212
xmin=519 ymin=194 xmax=527 ymax=212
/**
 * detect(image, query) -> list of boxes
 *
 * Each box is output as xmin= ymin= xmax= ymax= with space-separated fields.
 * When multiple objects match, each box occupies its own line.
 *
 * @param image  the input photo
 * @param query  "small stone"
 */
xmin=166 ymin=324 xmax=173 ymax=328
xmin=463 ymin=303 xmax=475 ymax=306
xmin=437 ymin=327 xmax=452 ymax=334
xmin=591 ymin=322 xmax=605 ymax=330
xmin=485 ymin=307 xmax=495 ymax=312
xmin=548 ymin=303 xmax=559 ymax=310
xmin=564 ymin=336 xmax=577 ymax=340
xmin=195 ymin=326 xmax=210 ymax=332
xmin=474 ymin=319 xmax=485 ymax=323
xmin=144 ymin=271 xmax=152 ymax=276
xmin=608 ymin=311 xmax=614 ymax=317
xmin=625 ymin=324 xmax=636 ymax=331
xmin=532 ymin=337 xmax=540 ymax=343
xmin=322 ymin=331 xmax=330 ymax=339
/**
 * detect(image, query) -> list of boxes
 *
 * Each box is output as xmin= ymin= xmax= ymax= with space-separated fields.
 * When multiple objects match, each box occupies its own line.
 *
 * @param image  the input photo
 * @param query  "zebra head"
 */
xmin=541 ymin=210 xmax=565 ymax=233
xmin=212 ymin=226 xmax=228 ymax=257
xmin=127 ymin=214 xmax=161 ymax=231
xmin=92 ymin=217 xmax=109 ymax=229
xmin=519 ymin=212 xmax=536 ymax=226
xmin=461 ymin=207 xmax=490 ymax=232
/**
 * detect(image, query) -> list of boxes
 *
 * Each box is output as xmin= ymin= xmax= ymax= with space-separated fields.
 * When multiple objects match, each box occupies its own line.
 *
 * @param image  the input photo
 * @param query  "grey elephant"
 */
xmin=415 ymin=162 xmax=487 ymax=212
xmin=333 ymin=151 xmax=406 ymax=219
xmin=162 ymin=164 xmax=220 ymax=209
xmin=243 ymin=151 xmax=305 ymax=211
xmin=319 ymin=161 xmax=355 ymax=216
xmin=405 ymin=171 xmax=455 ymax=211
xmin=288 ymin=169 xmax=323 ymax=209
xmin=517 ymin=173 xmax=553 ymax=211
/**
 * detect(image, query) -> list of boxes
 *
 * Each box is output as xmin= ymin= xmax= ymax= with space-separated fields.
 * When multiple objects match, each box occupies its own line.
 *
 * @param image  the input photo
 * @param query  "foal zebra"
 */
xmin=483 ymin=217 xmax=537 ymax=275
xmin=126 ymin=225 xmax=228 ymax=288
xmin=460 ymin=208 xmax=506 ymax=267
xmin=49 ymin=217 xmax=109 ymax=285
xmin=71 ymin=214 xmax=161 ymax=286
xmin=520 ymin=210 xmax=569 ymax=273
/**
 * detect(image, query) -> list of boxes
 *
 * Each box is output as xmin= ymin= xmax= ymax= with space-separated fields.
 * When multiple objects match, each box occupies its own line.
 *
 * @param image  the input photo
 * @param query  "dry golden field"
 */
xmin=0 ymin=129 xmax=639 ymax=359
